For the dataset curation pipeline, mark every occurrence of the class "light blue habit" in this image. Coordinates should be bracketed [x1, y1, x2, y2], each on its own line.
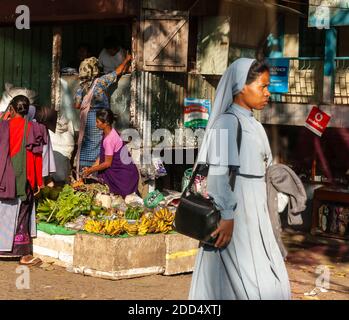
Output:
[189, 59, 291, 300]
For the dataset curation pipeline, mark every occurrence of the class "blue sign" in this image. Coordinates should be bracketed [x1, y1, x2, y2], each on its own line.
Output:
[267, 58, 289, 93]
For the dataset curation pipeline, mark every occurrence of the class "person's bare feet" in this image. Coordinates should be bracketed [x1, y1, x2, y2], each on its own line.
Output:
[19, 255, 42, 266]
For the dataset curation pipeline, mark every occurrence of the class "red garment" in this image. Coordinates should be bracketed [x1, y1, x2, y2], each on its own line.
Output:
[9, 117, 43, 189]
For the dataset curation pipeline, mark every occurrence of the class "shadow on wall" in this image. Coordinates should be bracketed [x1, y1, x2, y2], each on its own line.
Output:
[109, 73, 131, 131]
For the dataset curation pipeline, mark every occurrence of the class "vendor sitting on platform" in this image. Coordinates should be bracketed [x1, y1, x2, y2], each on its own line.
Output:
[82, 108, 139, 198]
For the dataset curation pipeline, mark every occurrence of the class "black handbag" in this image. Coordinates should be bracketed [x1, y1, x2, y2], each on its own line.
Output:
[174, 112, 242, 245]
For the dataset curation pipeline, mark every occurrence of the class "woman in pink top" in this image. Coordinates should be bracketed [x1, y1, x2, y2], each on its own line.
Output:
[82, 108, 139, 197]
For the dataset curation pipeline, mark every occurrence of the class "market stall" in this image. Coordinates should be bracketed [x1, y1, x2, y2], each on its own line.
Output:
[33, 178, 199, 279]
[36, 179, 181, 239]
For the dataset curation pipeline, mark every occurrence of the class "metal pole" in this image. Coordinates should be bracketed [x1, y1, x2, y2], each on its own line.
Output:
[323, 28, 337, 105]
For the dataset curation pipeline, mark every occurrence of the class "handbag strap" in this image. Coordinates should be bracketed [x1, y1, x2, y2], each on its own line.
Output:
[225, 112, 242, 190]
[185, 112, 242, 193]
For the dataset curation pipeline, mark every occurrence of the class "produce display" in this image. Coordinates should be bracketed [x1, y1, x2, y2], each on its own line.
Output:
[37, 185, 99, 225]
[36, 180, 178, 237]
[83, 207, 175, 237]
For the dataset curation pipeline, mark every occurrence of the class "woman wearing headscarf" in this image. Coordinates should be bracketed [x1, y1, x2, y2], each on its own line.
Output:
[74, 54, 131, 176]
[0, 95, 45, 266]
[82, 108, 139, 197]
[189, 58, 291, 300]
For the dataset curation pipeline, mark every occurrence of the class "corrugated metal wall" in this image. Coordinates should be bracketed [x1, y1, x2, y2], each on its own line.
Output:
[0, 26, 52, 107]
[137, 71, 218, 137]
[188, 73, 218, 104]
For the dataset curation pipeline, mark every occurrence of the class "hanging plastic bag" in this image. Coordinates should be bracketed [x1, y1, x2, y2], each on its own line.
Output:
[144, 190, 165, 208]
[181, 168, 193, 192]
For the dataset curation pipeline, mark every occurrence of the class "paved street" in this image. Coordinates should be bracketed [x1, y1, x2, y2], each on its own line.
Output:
[0, 231, 348, 300]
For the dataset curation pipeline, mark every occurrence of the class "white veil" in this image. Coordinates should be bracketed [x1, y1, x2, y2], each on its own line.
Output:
[196, 58, 256, 165]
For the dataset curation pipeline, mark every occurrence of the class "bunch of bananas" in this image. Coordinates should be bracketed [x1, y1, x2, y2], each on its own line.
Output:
[84, 207, 175, 237]
[137, 217, 152, 236]
[124, 221, 139, 236]
[156, 219, 173, 233]
[151, 207, 175, 234]
[84, 220, 104, 234]
[104, 219, 127, 236]
[148, 217, 159, 234]
[154, 207, 175, 223]
[84, 219, 127, 236]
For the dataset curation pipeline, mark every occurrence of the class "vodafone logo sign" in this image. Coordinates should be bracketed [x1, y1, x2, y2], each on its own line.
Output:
[305, 106, 331, 137]
[314, 112, 323, 122]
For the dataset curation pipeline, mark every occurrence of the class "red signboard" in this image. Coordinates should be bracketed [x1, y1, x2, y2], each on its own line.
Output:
[305, 106, 331, 137]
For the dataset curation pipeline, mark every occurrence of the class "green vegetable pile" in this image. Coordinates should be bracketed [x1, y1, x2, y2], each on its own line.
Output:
[37, 185, 93, 226]
[125, 206, 144, 220]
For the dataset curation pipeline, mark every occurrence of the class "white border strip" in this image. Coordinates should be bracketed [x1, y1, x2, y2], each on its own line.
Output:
[69, 266, 165, 280]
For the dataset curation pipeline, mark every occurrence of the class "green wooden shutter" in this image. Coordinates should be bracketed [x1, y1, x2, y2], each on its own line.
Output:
[0, 25, 52, 107]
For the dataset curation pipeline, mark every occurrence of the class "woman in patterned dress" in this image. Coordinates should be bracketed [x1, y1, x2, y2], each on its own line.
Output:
[74, 54, 131, 174]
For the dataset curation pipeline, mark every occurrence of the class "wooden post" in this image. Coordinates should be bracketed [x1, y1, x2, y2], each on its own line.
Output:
[51, 27, 62, 111]
[323, 28, 337, 104]
[130, 17, 138, 130]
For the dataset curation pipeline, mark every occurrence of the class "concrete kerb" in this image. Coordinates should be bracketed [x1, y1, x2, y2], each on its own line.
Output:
[33, 230, 199, 280]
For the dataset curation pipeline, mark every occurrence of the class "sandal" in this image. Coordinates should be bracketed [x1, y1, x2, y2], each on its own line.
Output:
[19, 256, 42, 266]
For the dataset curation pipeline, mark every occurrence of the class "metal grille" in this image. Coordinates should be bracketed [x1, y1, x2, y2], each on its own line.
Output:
[334, 58, 349, 105]
[270, 58, 323, 104]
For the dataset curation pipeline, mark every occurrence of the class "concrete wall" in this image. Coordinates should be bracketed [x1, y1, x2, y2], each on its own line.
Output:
[260, 103, 349, 128]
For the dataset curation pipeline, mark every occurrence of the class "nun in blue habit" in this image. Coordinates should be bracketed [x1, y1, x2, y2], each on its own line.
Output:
[189, 58, 291, 300]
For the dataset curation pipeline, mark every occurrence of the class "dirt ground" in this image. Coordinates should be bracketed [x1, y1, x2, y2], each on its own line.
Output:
[1, 232, 349, 300]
